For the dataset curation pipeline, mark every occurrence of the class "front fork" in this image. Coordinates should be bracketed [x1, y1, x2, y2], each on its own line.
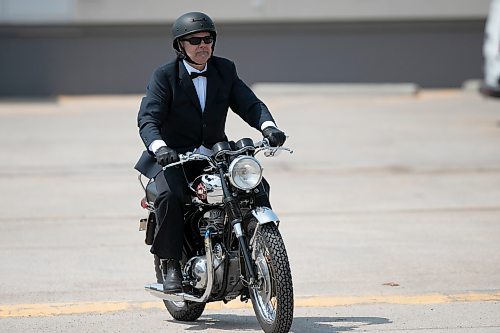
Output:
[218, 168, 258, 282]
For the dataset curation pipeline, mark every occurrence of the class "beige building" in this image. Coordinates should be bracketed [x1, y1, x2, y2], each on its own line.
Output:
[0, 0, 491, 95]
[0, 0, 490, 23]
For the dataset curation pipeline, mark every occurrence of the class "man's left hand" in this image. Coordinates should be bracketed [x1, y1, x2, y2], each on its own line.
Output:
[262, 127, 287, 147]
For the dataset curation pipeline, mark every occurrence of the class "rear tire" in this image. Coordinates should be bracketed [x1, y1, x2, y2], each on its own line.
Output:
[154, 255, 206, 321]
[248, 223, 294, 333]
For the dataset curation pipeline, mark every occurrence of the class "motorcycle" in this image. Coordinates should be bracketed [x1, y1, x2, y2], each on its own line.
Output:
[137, 138, 294, 333]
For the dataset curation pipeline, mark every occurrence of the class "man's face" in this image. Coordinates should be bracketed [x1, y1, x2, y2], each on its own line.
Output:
[180, 32, 213, 67]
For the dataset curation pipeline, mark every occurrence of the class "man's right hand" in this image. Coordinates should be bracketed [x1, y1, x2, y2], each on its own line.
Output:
[155, 146, 179, 166]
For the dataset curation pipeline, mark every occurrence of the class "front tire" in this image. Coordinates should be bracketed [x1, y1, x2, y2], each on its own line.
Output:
[154, 255, 206, 321]
[249, 223, 294, 333]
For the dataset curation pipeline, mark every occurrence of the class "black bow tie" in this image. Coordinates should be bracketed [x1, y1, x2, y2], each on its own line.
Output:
[190, 71, 207, 79]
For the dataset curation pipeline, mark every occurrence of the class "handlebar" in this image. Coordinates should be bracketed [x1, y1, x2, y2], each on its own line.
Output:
[161, 139, 293, 170]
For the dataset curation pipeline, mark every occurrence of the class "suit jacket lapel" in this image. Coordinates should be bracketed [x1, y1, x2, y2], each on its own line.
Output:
[178, 60, 202, 112]
[205, 61, 221, 112]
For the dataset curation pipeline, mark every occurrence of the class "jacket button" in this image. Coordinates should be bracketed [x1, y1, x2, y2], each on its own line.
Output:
[203, 124, 207, 128]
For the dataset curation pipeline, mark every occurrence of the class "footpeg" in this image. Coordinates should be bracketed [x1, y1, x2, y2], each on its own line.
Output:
[145, 283, 185, 301]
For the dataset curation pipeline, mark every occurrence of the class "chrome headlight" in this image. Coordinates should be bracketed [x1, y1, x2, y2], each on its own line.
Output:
[228, 156, 263, 190]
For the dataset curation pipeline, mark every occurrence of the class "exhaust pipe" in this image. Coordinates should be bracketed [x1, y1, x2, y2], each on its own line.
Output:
[145, 230, 215, 303]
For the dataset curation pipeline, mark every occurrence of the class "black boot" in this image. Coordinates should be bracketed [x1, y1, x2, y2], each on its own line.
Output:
[161, 259, 183, 294]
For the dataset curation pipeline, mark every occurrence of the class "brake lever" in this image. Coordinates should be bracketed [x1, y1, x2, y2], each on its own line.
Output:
[263, 146, 294, 157]
[255, 144, 293, 157]
[162, 153, 215, 170]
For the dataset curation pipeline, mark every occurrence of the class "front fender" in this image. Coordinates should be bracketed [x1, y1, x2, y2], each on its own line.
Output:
[248, 207, 280, 225]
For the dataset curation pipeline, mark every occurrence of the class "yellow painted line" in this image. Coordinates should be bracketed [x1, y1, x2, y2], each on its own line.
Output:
[1, 291, 499, 318]
[0, 301, 132, 318]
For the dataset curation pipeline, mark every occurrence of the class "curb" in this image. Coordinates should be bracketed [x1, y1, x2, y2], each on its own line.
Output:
[251, 83, 420, 96]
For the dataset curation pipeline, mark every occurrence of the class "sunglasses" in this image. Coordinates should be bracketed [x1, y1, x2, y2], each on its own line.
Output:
[181, 36, 214, 45]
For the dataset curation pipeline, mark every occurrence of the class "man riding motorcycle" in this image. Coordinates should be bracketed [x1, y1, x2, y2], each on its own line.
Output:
[135, 12, 287, 294]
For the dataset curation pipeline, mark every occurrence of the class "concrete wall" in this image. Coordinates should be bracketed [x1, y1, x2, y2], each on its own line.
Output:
[0, 20, 485, 96]
[0, 1, 490, 96]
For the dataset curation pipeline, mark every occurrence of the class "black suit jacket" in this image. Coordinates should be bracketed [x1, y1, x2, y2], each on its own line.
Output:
[135, 56, 275, 178]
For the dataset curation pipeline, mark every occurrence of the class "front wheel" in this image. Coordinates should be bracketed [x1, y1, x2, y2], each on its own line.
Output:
[249, 223, 294, 333]
[153, 255, 206, 321]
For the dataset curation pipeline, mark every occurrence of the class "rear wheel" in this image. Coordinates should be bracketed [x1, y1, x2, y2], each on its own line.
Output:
[248, 223, 294, 333]
[154, 255, 206, 321]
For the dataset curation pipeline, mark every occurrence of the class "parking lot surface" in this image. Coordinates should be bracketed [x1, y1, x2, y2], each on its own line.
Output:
[0, 89, 499, 332]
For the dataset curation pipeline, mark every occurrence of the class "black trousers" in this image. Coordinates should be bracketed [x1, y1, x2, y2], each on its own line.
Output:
[151, 162, 271, 260]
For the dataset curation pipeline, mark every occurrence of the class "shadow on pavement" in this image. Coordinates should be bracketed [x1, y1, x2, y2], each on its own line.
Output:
[167, 314, 391, 332]
[292, 316, 392, 332]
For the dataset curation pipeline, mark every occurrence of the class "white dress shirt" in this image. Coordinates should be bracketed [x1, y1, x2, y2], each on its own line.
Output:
[149, 60, 277, 156]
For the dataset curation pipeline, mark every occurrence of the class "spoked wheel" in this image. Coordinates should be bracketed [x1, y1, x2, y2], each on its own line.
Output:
[153, 255, 206, 321]
[248, 223, 294, 333]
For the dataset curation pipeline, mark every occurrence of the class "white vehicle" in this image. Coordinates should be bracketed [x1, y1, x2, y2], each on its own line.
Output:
[482, 0, 500, 97]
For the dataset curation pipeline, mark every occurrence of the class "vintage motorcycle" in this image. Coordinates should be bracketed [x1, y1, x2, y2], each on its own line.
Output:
[137, 138, 294, 333]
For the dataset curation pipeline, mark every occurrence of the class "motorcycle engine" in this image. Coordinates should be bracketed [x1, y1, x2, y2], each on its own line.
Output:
[183, 243, 224, 290]
[198, 208, 225, 236]
[184, 209, 243, 295]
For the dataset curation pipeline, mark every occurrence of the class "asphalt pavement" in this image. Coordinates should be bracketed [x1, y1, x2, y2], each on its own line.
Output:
[0, 88, 499, 332]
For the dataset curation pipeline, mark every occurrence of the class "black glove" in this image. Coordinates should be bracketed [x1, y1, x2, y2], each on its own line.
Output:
[155, 146, 179, 166]
[262, 127, 286, 147]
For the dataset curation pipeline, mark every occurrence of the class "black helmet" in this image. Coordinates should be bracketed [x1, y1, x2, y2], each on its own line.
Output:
[172, 12, 217, 52]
